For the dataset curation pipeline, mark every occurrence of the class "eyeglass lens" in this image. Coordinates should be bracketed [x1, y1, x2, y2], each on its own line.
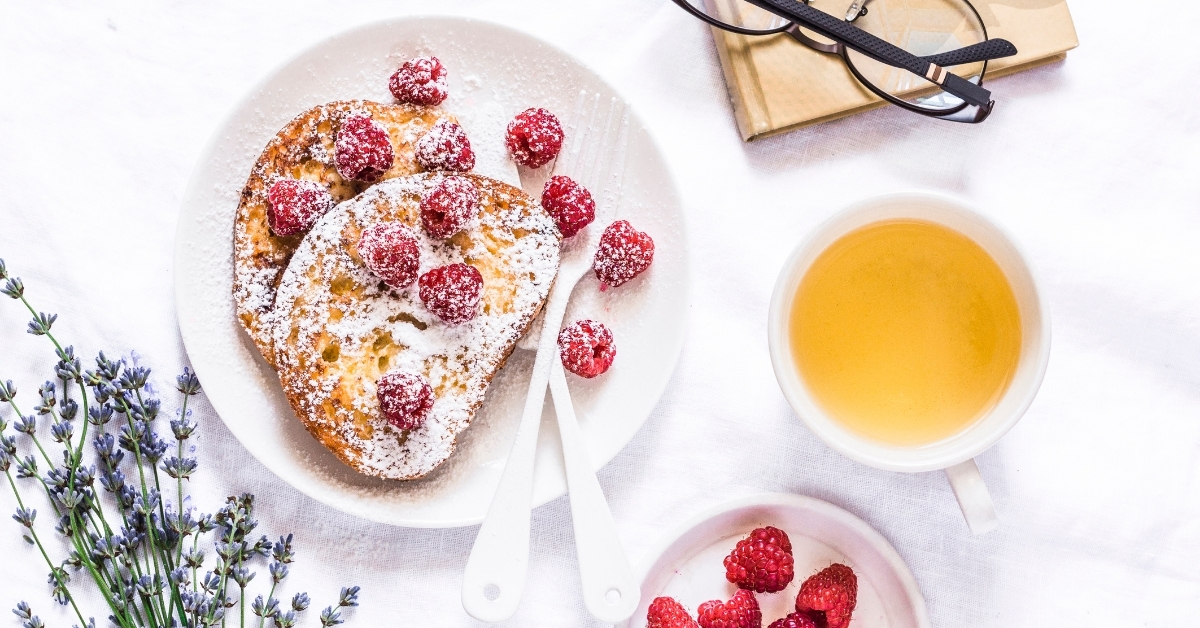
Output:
[844, 0, 987, 112]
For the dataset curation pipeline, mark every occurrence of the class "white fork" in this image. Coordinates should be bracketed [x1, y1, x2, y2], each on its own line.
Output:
[461, 92, 638, 624]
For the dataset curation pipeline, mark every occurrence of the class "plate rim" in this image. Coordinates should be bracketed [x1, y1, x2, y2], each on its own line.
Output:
[174, 13, 691, 528]
[623, 492, 930, 628]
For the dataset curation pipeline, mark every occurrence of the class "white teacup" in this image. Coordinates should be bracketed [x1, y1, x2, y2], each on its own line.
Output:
[767, 192, 1051, 534]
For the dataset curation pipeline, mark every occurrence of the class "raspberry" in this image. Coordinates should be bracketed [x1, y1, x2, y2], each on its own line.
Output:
[505, 108, 564, 168]
[420, 176, 479, 238]
[358, 222, 420, 288]
[266, 178, 334, 236]
[418, 263, 483, 324]
[767, 613, 818, 628]
[541, 175, 595, 237]
[376, 371, 434, 431]
[795, 564, 857, 628]
[335, 115, 395, 182]
[558, 319, 615, 378]
[593, 220, 655, 288]
[389, 56, 448, 106]
[647, 597, 700, 628]
[697, 589, 761, 628]
[724, 526, 795, 594]
[415, 119, 475, 172]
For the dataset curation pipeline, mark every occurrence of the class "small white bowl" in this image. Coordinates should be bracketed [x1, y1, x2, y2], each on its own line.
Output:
[622, 493, 929, 628]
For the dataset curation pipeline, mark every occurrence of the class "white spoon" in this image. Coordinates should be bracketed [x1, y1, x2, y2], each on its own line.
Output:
[461, 93, 638, 623]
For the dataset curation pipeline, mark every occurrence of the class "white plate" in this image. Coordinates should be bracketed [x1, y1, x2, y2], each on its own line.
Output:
[174, 16, 689, 528]
[623, 493, 929, 628]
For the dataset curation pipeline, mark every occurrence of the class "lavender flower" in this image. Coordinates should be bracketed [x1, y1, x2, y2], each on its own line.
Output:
[337, 587, 359, 608]
[26, 312, 56, 336]
[2, 277, 24, 299]
[0, 381, 16, 403]
[251, 595, 279, 619]
[0, 262, 362, 628]
[13, 507, 36, 527]
[55, 346, 82, 383]
[317, 607, 341, 628]
[176, 369, 201, 396]
[273, 611, 296, 628]
[13, 601, 44, 628]
[15, 414, 37, 434]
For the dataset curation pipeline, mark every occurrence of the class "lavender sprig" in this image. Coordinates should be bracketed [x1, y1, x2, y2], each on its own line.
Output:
[0, 259, 361, 628]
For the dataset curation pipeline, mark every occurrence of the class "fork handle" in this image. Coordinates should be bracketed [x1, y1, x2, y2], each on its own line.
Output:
[549, 358, 641, 623]
[461, 279, 573, 623]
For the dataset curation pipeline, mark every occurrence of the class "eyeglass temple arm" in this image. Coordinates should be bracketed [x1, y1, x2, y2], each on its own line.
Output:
[745, 0, 994, 107]
[924, 38, 1017, 67]
[788, 28, 1017, 67]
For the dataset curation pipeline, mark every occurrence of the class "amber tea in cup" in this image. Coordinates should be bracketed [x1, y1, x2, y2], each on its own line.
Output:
[788, 219, 1022, 446]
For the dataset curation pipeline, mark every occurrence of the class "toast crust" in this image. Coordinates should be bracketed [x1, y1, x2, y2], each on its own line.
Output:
[233, 100, 453, 367]
[272, 174, 561, 480]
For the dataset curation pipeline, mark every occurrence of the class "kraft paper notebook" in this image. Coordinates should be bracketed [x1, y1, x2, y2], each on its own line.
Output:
[709, 0, 1079, 140]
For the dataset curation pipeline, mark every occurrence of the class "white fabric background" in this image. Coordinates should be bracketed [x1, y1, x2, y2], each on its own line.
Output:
[1, 0, 1198, 625]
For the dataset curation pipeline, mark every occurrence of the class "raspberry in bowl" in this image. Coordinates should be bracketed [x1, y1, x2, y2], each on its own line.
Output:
[767, 612, 818, 628]
[795, 564, 858, 628]
[627, 493, 927, 628]
[646, 597, 699, 628]
[724, 526, 795, 593]
[697, 590, 761, 628]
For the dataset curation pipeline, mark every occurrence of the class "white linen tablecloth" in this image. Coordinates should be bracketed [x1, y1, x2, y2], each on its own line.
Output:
[1, 0, 1197, 625]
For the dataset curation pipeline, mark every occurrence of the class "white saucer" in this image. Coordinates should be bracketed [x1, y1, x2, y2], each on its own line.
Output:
[623, 493, 929, 628]
[174, 16, 689, 528]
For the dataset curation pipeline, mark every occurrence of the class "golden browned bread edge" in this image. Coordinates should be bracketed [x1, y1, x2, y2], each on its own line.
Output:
[232, 100, 454, 368]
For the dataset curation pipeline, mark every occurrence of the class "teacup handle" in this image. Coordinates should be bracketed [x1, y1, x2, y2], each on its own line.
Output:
[944, 459, 998, 535]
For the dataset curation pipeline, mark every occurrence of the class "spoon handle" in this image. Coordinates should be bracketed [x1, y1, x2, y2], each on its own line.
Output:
[549, 358, 641, 622]
[461, 282, 572, 622]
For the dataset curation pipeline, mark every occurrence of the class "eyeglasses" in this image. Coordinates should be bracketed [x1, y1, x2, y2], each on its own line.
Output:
[671, 0, 1018, 123]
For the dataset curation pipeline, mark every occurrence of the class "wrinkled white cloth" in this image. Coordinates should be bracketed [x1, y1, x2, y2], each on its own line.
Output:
[1, 1, 1198, 626]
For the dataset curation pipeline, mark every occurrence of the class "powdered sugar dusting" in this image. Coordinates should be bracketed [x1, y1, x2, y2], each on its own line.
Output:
[415, 119, 475, 171]
[453, 98, 521, 188]
[232, 100, 454, 366]
[272, 173, 560, 479]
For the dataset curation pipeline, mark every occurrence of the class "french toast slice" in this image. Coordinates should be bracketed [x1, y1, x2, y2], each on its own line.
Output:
[272, 174, 561, 480]
[233, 100, 454, 367]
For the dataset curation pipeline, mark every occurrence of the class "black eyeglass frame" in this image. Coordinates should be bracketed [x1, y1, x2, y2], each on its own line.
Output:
[671, 0, 1017, 123]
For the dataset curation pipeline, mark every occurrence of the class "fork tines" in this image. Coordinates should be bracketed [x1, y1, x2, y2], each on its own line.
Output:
[553, 91, 630, 233]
